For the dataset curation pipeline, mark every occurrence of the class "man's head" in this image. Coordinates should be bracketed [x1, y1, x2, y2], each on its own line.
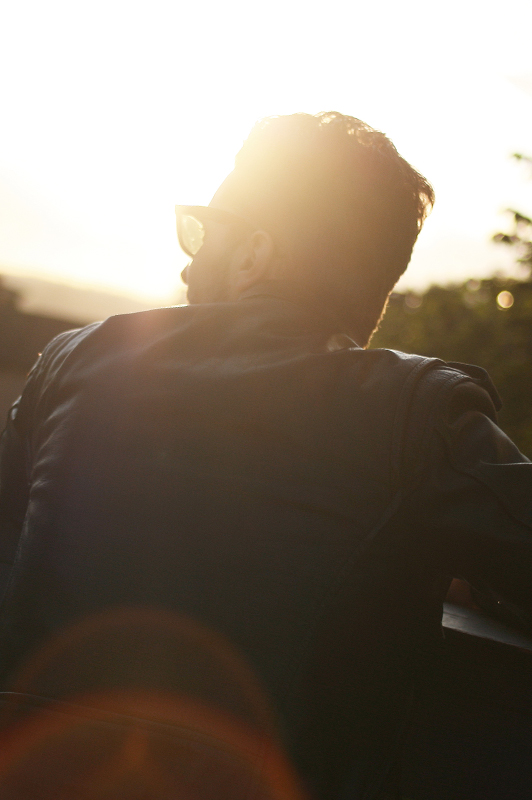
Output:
[180, 112, 434, 346]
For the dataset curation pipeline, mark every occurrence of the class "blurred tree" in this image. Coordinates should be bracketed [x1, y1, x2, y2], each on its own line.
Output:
[492, 154, 532, 275]
[371, 276, 532, 457]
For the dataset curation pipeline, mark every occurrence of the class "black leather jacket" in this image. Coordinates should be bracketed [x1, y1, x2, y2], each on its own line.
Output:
[0, 294, 531, 799]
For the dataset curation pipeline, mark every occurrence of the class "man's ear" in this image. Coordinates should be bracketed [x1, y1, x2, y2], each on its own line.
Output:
[230, 230, 276, 298]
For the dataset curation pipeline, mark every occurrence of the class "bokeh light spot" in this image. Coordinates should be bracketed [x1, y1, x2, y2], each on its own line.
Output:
[496, 290, 514, 309]
[404, 293, 422, 309]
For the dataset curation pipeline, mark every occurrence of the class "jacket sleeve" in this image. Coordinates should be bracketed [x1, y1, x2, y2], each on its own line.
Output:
[0, 324, 100, 603]
[404, 371, 532, 621]
[0, 331, 70, 601]
[0, 394, 34, 601]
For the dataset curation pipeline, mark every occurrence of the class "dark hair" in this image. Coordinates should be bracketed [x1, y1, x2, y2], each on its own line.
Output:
[222, 112, 434, 346]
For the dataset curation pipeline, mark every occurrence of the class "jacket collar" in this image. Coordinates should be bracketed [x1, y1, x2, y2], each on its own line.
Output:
[238, 279, 359, 350]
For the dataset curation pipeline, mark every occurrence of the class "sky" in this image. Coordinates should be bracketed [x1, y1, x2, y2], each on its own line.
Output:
[1, 0, 531, 311]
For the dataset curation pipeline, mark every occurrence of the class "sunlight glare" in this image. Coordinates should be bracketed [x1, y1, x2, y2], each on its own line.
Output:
[0, 0, 531, 305]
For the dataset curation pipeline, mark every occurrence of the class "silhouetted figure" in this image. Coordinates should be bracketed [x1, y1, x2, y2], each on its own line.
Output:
[0, 113, 531, 799]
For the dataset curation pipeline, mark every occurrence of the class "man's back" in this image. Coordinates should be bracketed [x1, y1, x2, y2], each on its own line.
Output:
[1, 292, 530, 798]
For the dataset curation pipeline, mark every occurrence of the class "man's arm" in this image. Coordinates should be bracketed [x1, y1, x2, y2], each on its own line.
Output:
[407, 374, 532, 620]
[0, 324, 100, 603]
[0, 396, 31, 601]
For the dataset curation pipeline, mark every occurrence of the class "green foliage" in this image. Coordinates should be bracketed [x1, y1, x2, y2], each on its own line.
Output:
[492, 154, 532, 275]
[371, 276, 532, 457]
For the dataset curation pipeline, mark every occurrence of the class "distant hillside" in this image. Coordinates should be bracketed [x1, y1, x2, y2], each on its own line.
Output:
[1, 273, 185, 324]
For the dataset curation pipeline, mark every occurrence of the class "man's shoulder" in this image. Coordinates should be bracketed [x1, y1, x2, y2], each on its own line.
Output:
[355, 347, 477, 400]
[362, 347, 502, 433]
[364, 347, 499, 402]
[41, 306, 189, 359]
[21, 307, 188, 403]
[363, 349, 505, 485]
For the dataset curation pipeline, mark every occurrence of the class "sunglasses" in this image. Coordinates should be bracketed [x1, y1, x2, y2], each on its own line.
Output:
[175, 205, 254, 258]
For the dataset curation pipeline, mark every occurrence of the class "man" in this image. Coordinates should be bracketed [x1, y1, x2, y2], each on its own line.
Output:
[0, 112, 530, 799]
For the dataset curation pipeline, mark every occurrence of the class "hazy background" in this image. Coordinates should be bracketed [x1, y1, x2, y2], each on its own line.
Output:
[1, 0, 531, 321]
